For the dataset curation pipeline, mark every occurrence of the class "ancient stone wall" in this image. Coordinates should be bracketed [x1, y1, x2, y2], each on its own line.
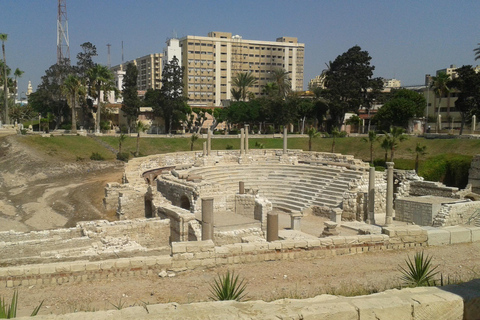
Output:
[469, 154, 480, 194]
[409, 181, 459, 198]
[433, 201, 480, 227]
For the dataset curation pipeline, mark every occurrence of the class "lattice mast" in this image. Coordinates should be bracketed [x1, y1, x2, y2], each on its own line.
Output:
[57, 0, 70, 64]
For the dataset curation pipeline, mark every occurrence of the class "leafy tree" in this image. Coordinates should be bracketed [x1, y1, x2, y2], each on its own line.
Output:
[1, 33, 8, 124]
[374, 89, 426, 131]
[76, 42, 97, 78]
[122, 62, 141, 130]
[190, 133, 199, 151]
[13, 68, 23, 98]
[362, 131, 379, 165]
[29, 60, 73, 128]
[231, 72, 257, 101]
[449, 65, 480, 135]
[330, 127, 340, 153]
[324, 46, 383, 129]
[431, 72, 451, 132]
[297, 99, 314, 134]
[9, 104, 35, 124]
[307, 127, 320, 151]
[88, 64, 117, 133]
[384, 126, 407, 162]
[61, 74, 85, 133]
[224, 101, 260, 125]
[152, 56, 189, 134]
[261, 82, 278, 98]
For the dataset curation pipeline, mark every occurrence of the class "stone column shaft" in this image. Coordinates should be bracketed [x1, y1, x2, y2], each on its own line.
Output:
[385, 162, 394, 226]
[240, 128, 245, 155]
[239, 181, 245, 194]
[283, 126, 288, 154]
[245, 124, 249, 154]
[367, 167, 375, 225]
[473, 115, 477, 133]
[203, 141, 207, 156]
[207, 129, 212, 156]
[202, 198, 214, 240]
[267, 212, 278, 242]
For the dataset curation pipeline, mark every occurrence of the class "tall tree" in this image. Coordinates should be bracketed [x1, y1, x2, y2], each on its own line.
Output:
[231, 72, 257, 101]
[474, 43, 480, 61]
[307, 127, 320, 151]
[384, 127, 407, 162]
[87, 64, 116, 133]
[270, 68, 291, 98]
[61, 74, 85, 134]
[0, 33, 8, 124]
[76, 42, 97, 78]
[362, 131, 379, 165]
[13, 68, 24, 99]
[153, 56, 189, 134]
[449, 65, 480, 135]
[431, 72, 451, 133]
[122, 62, 141, 130]
[324, 45, 383, 129]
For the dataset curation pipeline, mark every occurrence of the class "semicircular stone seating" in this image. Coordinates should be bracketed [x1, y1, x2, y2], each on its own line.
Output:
[186, 163, 365, 212]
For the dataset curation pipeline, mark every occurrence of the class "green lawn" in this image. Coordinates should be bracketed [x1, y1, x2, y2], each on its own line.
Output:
[15, 134, 480, 183]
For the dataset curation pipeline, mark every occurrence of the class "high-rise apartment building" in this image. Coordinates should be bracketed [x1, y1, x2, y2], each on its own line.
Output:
[111, 53, 163, 91]
[178, 32, 304, 107]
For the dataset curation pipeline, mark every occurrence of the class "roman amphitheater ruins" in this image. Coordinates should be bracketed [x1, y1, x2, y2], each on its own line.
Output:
[3, 130, 480, 318]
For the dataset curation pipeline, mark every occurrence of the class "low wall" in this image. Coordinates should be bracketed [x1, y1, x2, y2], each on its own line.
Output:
[20, 279, 480, 319]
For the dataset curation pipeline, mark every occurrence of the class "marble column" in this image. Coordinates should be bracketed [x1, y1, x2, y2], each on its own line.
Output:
[203, 141, 207, 156]
[267, 212, 278, 242]
[239, 181, 245, 194]
[385, 162, 394, 226]
[207, 129, 212, 156]
[240, 128, 245, 155]
[283, 126, 288, 154]
[473, 115, 476, 133]
[367, 167, 376, 225]
[245, 124, 249, 154]
[201, 198, 214, 241]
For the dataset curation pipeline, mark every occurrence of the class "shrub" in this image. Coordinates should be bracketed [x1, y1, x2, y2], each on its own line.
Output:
[116, 152, 130, 162]
[255, 141, 264, 149]
[209, 270, 247, 301]
[119, 125, 129, 134]
[226, 144, 233, 150]
[20, 128, 27, 135]
[420, 154, 472, 188]
[399, 251, 438, 287]
[90, 152, 105, 161]
[229, 129, 239, 135]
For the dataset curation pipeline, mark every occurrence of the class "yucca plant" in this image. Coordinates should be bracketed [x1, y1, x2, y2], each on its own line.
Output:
[0, 290, 43, 318]
[399, 251, 439, 287]
[209, 270, 247, 301]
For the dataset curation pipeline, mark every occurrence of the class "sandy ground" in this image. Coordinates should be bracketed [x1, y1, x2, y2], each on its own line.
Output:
[0, 133, 479, 317]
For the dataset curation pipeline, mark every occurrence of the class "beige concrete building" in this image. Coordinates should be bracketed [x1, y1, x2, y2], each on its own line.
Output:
[111, 53, 163, 91]
[178, 32, 305, 107]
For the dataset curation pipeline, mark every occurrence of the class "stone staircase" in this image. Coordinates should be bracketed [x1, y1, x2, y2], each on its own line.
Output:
[187, 164, 365, 213]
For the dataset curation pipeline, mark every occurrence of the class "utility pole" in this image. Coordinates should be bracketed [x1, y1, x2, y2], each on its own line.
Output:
[107, 44, 111, 68]
[57, 0, 70, 65]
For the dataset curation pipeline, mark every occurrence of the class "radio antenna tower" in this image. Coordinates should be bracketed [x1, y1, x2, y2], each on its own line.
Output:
[57, 0, 70, 64]
[107, 44, 111, 68]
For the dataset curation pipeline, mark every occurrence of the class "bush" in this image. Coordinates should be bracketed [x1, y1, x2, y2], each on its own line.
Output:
[226, 144, 233, 150]
[20, 128, 27, 135]
[116, 152, 130, 162]
[119, 125, 129, 134]
[229, 129, 239, 135]
[60, 123, 72, 130]
[399, 251, 438, 287]
[90, 152, 105, 161]
[420, 154, 472, 188]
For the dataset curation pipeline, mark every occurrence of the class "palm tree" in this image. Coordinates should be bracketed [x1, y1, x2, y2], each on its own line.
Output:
[88, 64, 117, 133]
[381, 137, 391, 164]
[230, 88, 242, 102]
[474, 43, 480, 61]
[0, 33, 8, 124]
[262, 82, 278, 98]
[271, 68, 291, 98]
[13, 68, 24, 98]
[330, 127, 340, 153]
[231, 72, 257, 101]
[61, 74, 85, 134]
[118, 133, 126, 154]
[384, 127, 407, 162]
[135, 121, 148, 157]
[431, 72, 451, 133]
[306, 127, 320, 151]
[190, 133, 199, 151]
[362, 131, 379, 166]
[409, 143, 427, 174]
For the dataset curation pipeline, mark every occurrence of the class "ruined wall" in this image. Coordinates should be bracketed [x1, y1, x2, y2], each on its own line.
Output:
[433, 200, 480, 227]
[235, 194, 256, 217]
[409, 181, 459, 198]
[469, 154, 480, 194]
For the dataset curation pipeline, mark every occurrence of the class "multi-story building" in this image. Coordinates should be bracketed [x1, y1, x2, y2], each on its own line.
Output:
[162, 38, 182, 69]
[177, 32, 305, 107]
[111, 53, 163, 91]
[383, 78, 401, 90]
[308, 74, 326, 90]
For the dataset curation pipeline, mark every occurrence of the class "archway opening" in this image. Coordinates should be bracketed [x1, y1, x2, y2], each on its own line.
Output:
[180, 195, 191, 210]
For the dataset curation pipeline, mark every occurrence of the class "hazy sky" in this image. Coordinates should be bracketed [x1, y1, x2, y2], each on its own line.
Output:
[3, 0, 480, 98]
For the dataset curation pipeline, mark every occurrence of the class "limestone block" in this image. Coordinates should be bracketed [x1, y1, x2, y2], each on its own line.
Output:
[467, 227, 480, 242]
[445, 226, 472, 244]
[426, 229, 450, 246]
[306, 239, 321, 248]
[39, 265, 56, 275]
[330, 236, 346, 246]
[240, 243, 256, 253]
[85, 262, 101, 271]
[293, 240, 308, 248]
[100, 260, 115, 270]
[267, 241, 282, 250]
[382, 227, 396, 237]
[171, 242, 187, 254]
[55, 264, 71, 273]
[115, 259, 131, 269]
[130, 257, 146, 268]
[156, 256, 172, 266]
[407, 291, 463, 320]
[281, 240, 296, 250]
[319, 238, 334, 246]
[344, 236, 359, 245]
[351, 294, 412, 319]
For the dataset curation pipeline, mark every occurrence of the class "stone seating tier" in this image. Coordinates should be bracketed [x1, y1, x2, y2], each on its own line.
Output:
[170, 164, 366, 212]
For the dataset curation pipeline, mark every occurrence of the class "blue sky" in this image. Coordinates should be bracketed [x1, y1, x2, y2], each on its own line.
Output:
[3, 0, 480, 98]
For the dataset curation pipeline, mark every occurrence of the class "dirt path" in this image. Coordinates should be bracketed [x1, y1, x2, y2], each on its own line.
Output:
[0, 135, 123, 232]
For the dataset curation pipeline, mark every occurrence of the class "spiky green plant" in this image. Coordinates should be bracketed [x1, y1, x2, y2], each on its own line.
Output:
[0, 290, 43, 318]
[399, 251, 439, 287]
[209, 270, 247, 301]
